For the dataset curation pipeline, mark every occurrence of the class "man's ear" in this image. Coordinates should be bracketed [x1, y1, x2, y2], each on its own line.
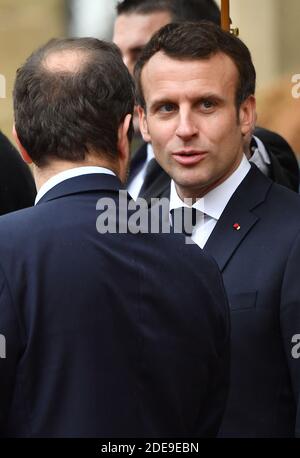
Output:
[118, 113, 132, 160]
[137, 105, 151, 142]
[12, 124, 33, 164]
[239, 95, 256, 137]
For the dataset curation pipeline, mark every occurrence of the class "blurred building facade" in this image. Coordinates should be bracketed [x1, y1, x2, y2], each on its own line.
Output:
[0, 0, 66, 142]
[225, 0, 300, 155]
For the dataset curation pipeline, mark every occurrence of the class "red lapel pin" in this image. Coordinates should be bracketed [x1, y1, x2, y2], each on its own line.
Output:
[233, 223, 241, 231]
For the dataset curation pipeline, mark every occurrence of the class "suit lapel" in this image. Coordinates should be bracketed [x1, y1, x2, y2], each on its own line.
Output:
[142, 165, 171, 204]
[204, 202, 259, 272]
[204, 165, 273, 271]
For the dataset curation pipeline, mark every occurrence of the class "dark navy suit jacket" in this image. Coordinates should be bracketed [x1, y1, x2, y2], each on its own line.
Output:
[155, 165, 300, 436]
[0, 173, 230, 437]
[202, 165, 300, 437]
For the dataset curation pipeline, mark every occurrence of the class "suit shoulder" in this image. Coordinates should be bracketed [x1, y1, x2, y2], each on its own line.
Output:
[259, 182, 300, 240]
[269, 181, 300, 208]
[0, 205, 41, 238]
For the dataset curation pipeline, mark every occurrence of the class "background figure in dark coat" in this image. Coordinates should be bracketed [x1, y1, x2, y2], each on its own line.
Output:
[252, 127, 299, 191]
[0, 131, 36, 213]
[0, 37, 230, 438]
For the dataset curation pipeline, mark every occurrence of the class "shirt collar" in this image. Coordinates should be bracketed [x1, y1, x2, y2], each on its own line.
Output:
[146, 143, 155, 163]
[251, 135, 271, 165]
[170, 154, 251, 220]
[35, 166, 115, 205]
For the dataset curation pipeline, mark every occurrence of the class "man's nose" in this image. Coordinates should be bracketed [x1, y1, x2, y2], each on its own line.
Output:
[175, 112, 198, 139]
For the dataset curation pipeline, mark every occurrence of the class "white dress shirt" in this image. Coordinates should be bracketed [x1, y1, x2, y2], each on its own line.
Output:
[250, 135, 271, 176]
[169, 155, 251, 248]
[35, 166, 115, 204]
[127, 143, 155, 200]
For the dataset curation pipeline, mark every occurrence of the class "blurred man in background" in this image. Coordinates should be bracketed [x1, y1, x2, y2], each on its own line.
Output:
[0, 131, 36, 214]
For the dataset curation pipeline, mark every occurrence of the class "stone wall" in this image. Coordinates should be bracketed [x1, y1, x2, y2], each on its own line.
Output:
[0, 0, 65, 142]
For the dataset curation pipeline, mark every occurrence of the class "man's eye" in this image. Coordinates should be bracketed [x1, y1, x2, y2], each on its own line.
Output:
[158, 103, 176, 113]
[201, 100, 215, 110]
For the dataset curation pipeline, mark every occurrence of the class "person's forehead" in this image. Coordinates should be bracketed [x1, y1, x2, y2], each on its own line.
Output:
[113, 10, 171, 50]
[141, 52, 239, 100]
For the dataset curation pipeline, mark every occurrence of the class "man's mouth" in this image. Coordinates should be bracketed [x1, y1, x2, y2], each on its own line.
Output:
[172, 150, 208, 166]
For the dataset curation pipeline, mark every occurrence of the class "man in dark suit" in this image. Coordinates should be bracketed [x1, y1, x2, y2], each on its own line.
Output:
[0, 37, 230, 437]
[135, 21, 300, 437]
[0, 131, 36, 213]
[113, 0, 299, 199]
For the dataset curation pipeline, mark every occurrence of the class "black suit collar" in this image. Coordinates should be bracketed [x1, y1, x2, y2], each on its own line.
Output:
[142, 162, 170, 203]
[203, 165, 273, 271]
[127, 142, 171, 203]
[36, 173, 123, 205]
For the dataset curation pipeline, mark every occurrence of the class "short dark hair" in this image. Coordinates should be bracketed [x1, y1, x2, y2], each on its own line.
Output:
[117, 0, 220, 25]
[13, 37, 135, 167]
[134, 21, 256, 111]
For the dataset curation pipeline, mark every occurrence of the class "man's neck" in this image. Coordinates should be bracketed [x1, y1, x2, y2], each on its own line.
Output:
[33, 158, 119, 192]
[176, 155, 245, 203]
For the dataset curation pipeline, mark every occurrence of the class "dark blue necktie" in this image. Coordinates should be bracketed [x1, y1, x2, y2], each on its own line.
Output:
[170, 207, 201, 236]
